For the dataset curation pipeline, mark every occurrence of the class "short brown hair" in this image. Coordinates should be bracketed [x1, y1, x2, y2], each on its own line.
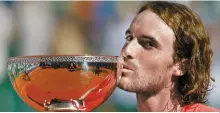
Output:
[138, 1, 213, 105]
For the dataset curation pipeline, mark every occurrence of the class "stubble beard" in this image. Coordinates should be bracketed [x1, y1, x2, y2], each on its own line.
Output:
[118, 73, 167, 98]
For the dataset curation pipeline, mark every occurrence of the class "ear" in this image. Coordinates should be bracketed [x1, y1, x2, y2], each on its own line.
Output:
[172, 59, 188, 77]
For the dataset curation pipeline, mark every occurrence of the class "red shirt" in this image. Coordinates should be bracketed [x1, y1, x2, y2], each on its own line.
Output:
[181, 103, 220, 112]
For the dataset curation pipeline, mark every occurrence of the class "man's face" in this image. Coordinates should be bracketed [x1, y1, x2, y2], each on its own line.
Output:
[118, 10, 177, 95]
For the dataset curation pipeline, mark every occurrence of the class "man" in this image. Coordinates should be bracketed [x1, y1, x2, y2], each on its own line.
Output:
[118, 1, 220, 112]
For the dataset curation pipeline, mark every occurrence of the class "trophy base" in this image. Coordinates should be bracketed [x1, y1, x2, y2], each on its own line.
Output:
[44, 99, 85, 112]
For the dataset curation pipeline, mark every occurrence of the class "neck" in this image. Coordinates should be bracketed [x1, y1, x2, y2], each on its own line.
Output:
[136, 85, 181, 112]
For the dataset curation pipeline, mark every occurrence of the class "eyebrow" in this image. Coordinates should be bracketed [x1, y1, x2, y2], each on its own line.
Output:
[125, 29, 160, 48]
[125, 29, 157, 43]
[125, 29, 131, 35]
[139, 35, 160, 48]
[140, 35, 157, 42]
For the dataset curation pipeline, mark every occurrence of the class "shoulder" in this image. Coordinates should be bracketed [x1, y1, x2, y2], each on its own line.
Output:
[181, 103, 220, 112]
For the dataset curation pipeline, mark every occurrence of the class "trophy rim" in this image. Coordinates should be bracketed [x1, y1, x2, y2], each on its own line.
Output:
[7, 54, 124, 64]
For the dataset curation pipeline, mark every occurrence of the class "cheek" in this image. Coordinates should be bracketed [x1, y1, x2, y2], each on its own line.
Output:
[137, 52, 173, 74]
[138, 52, 161, 68]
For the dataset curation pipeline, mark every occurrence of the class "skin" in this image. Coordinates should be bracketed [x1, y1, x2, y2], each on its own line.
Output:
[118, 10, 183, 112]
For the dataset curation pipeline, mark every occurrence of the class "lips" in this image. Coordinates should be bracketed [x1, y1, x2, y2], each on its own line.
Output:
[121, 64, 134, 77]
[122, 64, 135, 71]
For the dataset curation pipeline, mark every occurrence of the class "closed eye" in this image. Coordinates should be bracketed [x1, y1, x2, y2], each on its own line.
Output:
[125, 29, 133, 42]
[138, 36, 158, 49]
[139, 40, 155, 49]
[125, 35, 133, 42]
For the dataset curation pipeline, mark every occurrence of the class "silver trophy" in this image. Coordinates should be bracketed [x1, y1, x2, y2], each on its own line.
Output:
[7, 55, 123, 111]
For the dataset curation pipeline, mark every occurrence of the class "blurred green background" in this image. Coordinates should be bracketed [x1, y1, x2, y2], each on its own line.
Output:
[0, 1, 219, 111]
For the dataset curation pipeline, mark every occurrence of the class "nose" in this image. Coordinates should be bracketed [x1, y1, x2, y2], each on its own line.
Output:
[121, 39, 140, 61]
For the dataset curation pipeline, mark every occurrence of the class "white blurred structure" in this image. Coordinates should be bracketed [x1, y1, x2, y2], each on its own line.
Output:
[15, 2, 55, 56]
[0, 2, 14, 83]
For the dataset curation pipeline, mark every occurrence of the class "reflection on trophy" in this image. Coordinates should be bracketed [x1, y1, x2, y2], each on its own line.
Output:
[7, 55, 123, 111]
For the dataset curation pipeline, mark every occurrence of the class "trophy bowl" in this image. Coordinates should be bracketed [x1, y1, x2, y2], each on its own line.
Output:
[7, 55, 123, 112]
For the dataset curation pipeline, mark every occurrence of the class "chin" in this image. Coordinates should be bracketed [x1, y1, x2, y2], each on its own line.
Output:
[117, 77, 138, 93]
[118, 77, 131, 91]
[118, 85, 135, 93]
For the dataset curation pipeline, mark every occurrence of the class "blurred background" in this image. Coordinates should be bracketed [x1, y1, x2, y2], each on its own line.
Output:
[0, 1, 219, 111]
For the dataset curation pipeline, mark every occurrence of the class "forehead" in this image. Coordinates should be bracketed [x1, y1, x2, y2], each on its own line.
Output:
[129, 10, 175, 46]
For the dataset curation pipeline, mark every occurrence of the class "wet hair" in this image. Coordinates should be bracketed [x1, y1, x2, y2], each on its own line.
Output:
[137, 1, 213, 105]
